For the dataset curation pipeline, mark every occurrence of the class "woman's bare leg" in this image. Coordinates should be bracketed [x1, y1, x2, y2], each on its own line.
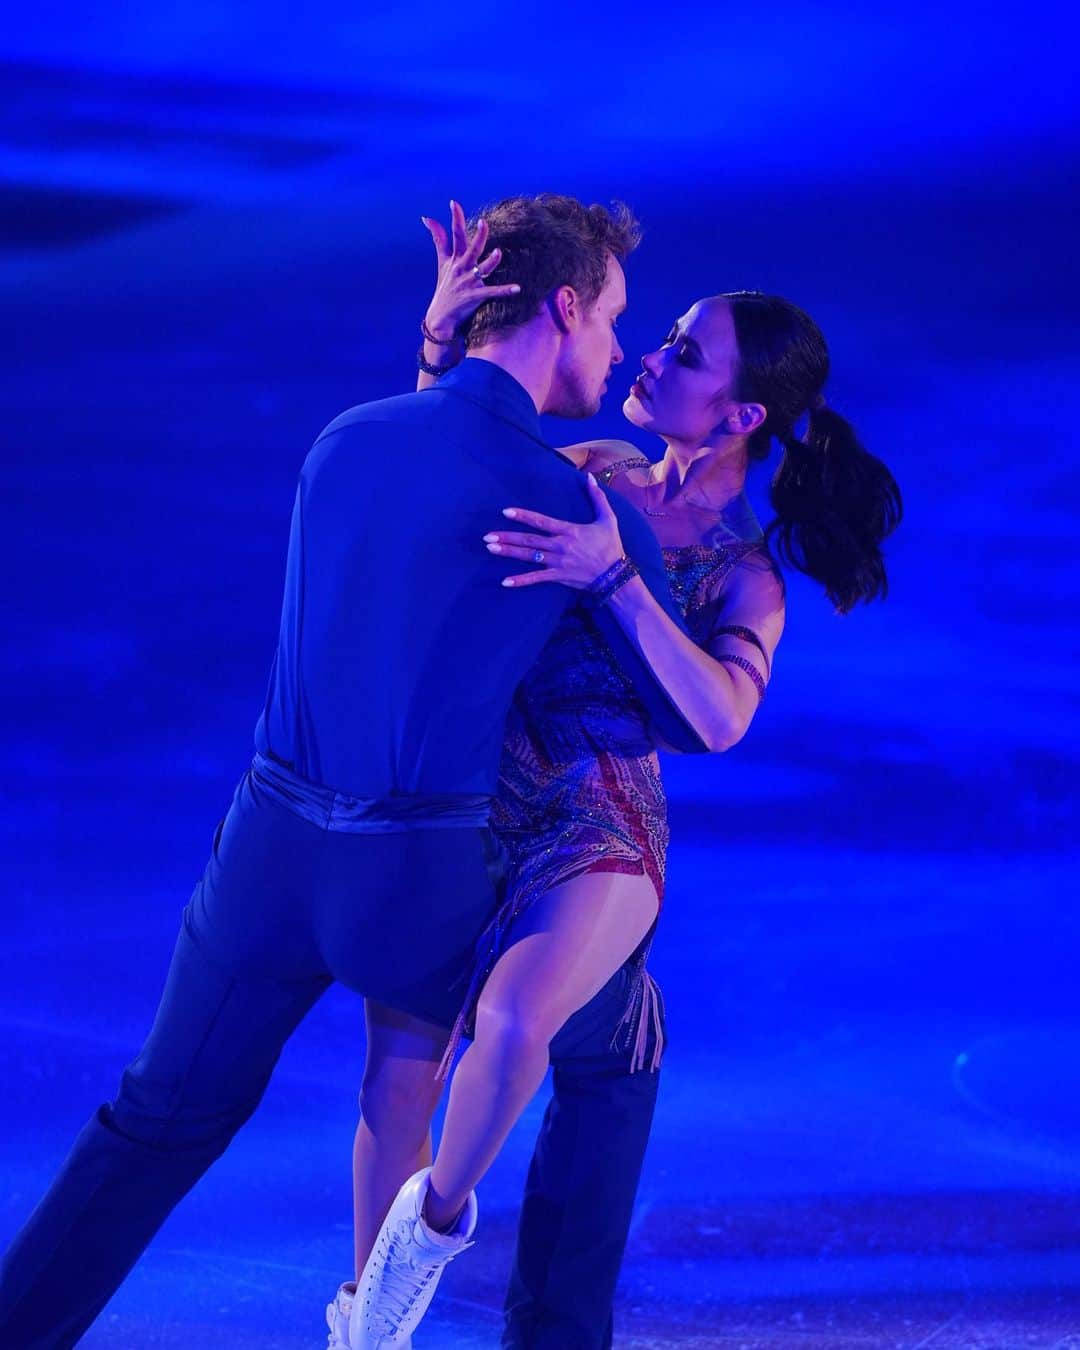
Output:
[353, 1000, 448, 1278]
[424, 868, 658, 1232]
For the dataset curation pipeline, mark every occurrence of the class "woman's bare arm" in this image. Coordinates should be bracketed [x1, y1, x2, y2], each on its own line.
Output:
[487, 477, 784, 753]
[603, 555, 783, 751]
[647, 558, 785, 752]
[416, 201, 521, 391]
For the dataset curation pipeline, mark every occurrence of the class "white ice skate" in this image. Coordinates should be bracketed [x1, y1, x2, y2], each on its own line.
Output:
[326, 1282, 411, 1349]
[326, 1283, 355, 1349]
[350, 1167, 477, 1348]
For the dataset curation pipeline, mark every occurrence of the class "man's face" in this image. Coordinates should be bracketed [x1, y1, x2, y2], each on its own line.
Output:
[549, 254, 626, 419]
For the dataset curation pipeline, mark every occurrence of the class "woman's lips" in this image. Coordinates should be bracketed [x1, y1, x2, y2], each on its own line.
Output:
[630, 379, 651, 402]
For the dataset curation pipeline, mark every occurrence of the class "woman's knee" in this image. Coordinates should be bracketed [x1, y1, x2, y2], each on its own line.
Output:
[472, 993, 559, 1068]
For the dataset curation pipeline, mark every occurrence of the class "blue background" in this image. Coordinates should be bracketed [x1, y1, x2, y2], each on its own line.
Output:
[2, 5, 1078, 1345]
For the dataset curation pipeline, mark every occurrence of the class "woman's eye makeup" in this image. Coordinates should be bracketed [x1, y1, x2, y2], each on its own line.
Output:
[662, 328, 697, 367]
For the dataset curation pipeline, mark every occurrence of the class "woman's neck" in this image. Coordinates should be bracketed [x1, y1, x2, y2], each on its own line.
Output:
[652, 436, 750, 512]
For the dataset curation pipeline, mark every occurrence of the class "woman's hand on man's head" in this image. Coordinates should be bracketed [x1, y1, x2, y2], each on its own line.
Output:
[421, 201, 521, 343]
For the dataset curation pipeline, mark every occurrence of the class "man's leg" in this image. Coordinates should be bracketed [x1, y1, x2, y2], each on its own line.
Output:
[0, 779, 332, 1350]
[502, 962, 663, 1350]
[0, 907, 329, 1349]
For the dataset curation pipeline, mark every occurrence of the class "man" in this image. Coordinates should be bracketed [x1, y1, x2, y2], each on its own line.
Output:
[338, 199, 685, 1350]
[0, 194, 701, 1350]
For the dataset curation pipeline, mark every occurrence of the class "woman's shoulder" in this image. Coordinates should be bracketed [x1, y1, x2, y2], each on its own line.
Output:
[557, 439, 652, 481]
[714, 544, 786, 635]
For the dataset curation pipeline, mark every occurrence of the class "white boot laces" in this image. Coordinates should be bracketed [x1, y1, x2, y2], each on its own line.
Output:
[366, 1219, 440, 1339]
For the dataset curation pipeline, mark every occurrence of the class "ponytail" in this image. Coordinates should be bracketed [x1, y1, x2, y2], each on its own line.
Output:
[766, 406, 902, 614]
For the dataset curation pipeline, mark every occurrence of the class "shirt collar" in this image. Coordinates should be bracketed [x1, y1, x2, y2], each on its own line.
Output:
[437, 358, 547, 448]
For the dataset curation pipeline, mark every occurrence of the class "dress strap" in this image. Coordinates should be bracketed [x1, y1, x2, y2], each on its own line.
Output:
[593, 455, 651, 486]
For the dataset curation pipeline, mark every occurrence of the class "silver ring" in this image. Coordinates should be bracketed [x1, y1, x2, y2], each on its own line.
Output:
[473, 265, 482, 279]
[533, 549, 545, 564]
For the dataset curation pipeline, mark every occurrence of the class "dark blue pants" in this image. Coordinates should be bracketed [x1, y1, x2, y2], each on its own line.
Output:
[502, 1003, 660, 1350]
[0, 767, 660, 1348]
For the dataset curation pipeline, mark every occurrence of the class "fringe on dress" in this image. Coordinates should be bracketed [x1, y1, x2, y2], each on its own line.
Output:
[436, 852, 664, 1082]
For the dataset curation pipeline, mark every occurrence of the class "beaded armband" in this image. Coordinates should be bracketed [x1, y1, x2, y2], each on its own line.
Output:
[417, 344, 462, 378]
[713, 624, 771, 675]
[589, 556, 639, 605]
[716, 652, 767, 703]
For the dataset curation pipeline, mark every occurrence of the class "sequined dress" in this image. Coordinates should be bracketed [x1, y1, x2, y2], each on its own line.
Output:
[438, 521, 768, 1077]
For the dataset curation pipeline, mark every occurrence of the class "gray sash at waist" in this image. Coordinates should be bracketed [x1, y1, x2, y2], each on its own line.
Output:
[250, 751, 492, 833]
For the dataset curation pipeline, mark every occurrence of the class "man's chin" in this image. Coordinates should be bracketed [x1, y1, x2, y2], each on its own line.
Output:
[552, 397, 603, 420]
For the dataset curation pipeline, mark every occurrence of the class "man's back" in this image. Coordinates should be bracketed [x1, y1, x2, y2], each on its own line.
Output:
[256, 360, 603, 798]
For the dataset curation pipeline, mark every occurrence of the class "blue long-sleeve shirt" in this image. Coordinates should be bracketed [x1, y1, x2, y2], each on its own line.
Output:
[255, 358, 704, 800]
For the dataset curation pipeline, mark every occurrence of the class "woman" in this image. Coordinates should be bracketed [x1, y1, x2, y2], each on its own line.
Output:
[340, 202, 902, 1348]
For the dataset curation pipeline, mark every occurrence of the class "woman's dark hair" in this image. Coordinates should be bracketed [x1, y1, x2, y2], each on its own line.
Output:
[723, 291, 902, 614]
[465, 194, 641, 347]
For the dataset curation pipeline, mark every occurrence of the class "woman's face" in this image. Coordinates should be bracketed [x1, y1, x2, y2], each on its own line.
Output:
[623, 297, 745, 444]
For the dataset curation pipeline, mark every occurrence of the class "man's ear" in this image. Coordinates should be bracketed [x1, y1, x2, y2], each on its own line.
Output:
[546, 284, 578, 336]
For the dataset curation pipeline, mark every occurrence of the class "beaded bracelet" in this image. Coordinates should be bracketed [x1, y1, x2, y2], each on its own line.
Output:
[421, 318, 461, 346]
[589, 556, 639, 605]
[417, 344, 462, 378]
